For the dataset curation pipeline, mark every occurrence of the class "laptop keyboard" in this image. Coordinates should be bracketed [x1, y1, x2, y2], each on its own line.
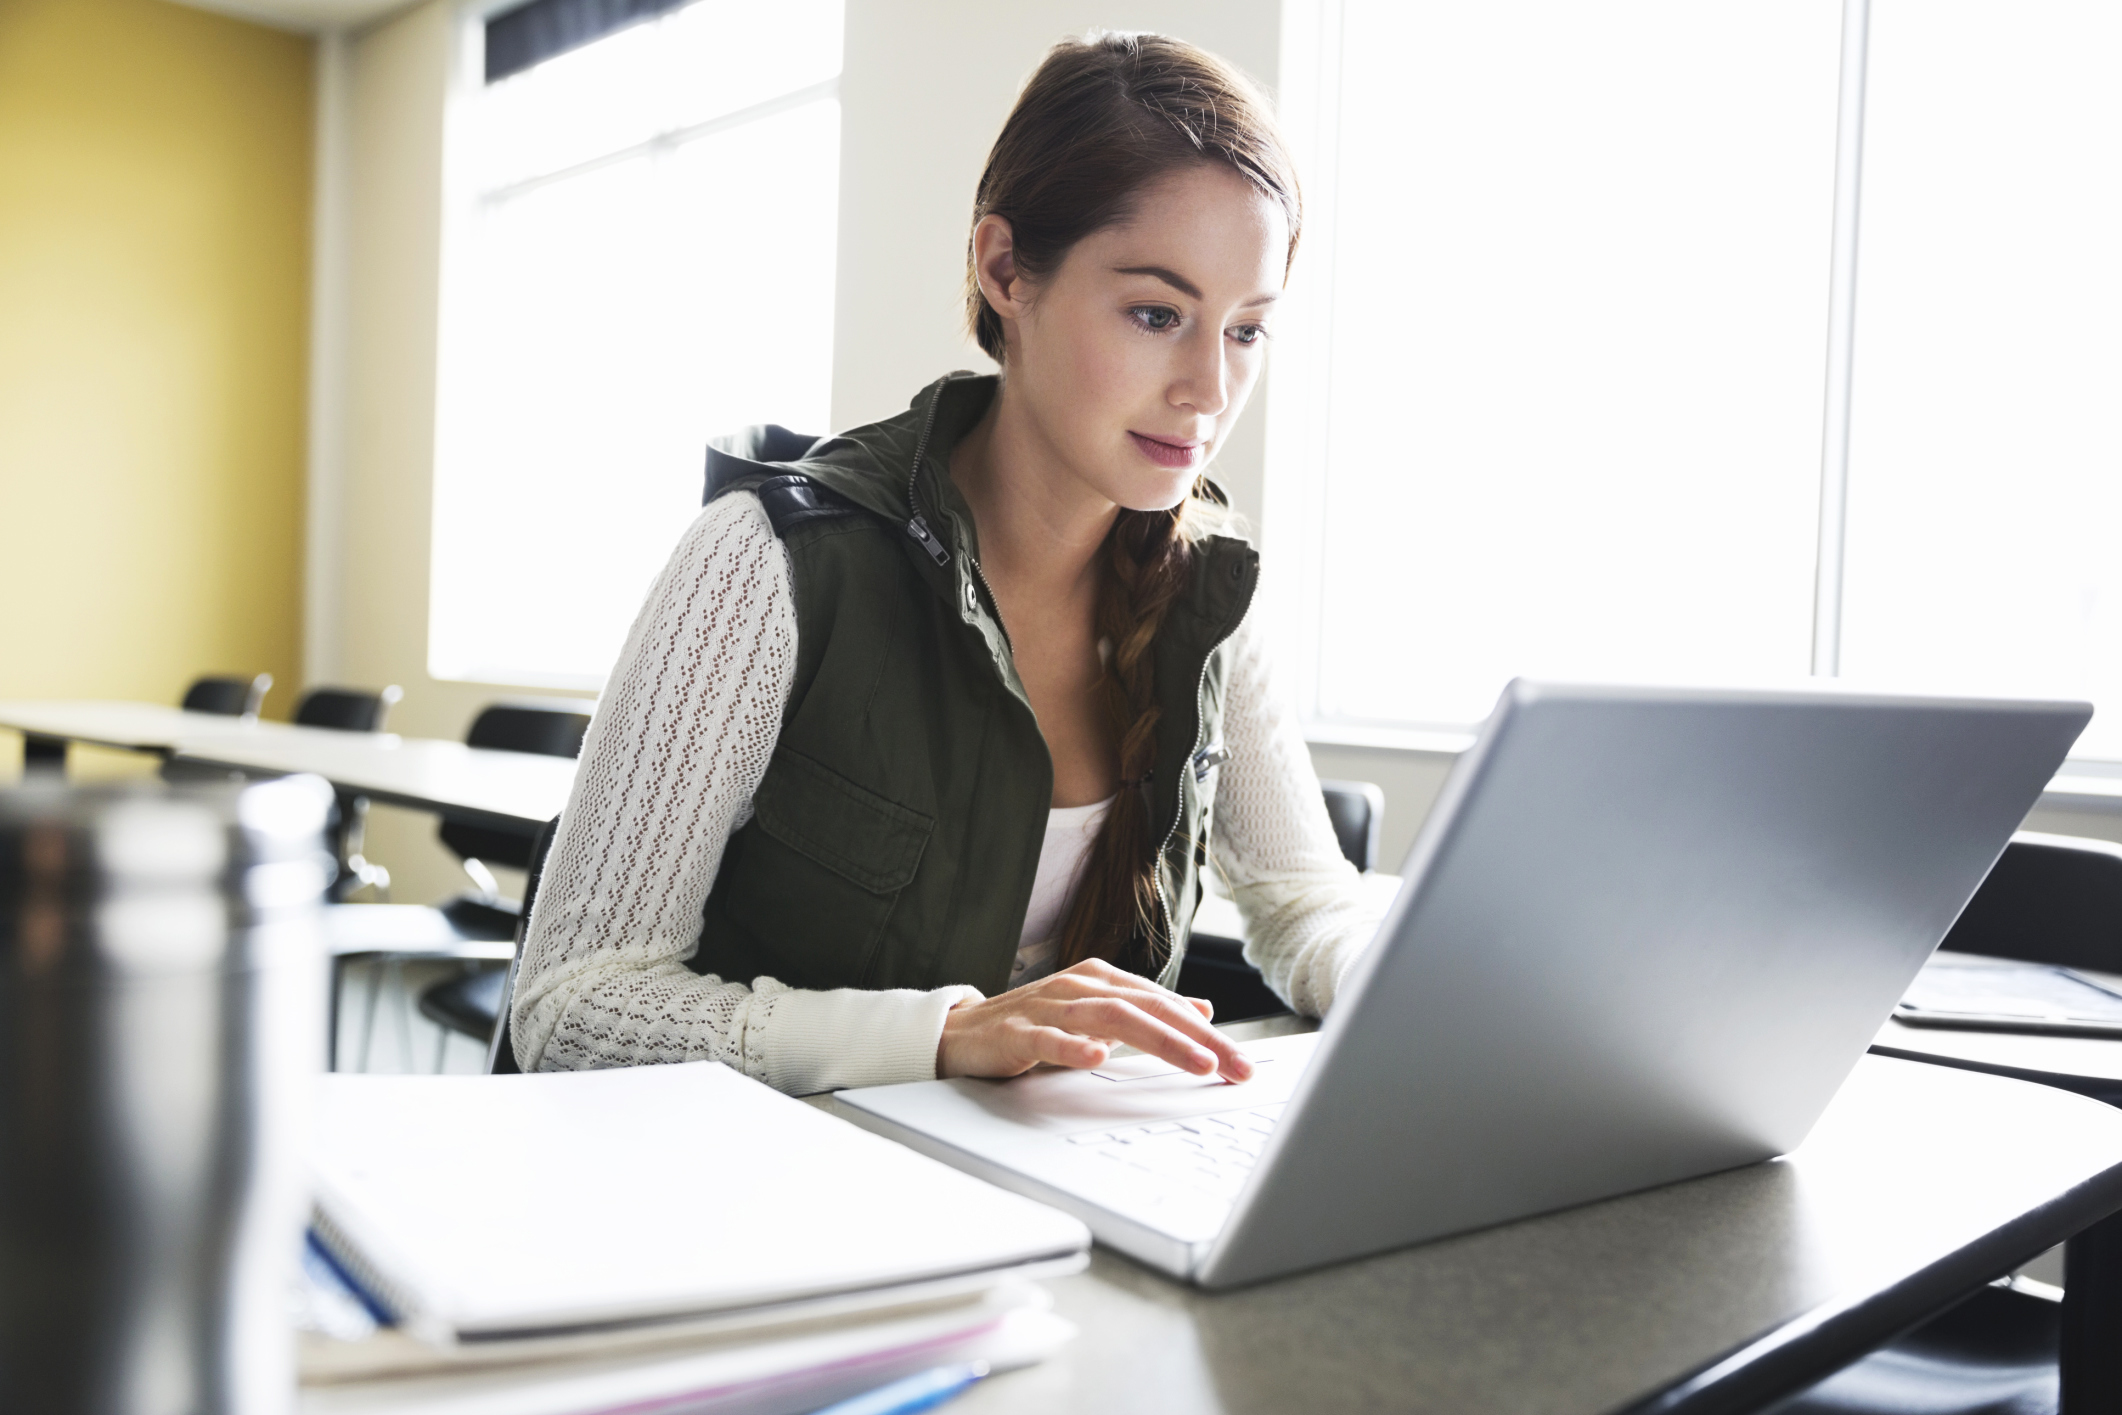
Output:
[1066, 1103, 1287, 1201]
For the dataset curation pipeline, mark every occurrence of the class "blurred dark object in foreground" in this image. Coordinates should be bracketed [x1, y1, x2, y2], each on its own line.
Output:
[0, 777, 331, 1414]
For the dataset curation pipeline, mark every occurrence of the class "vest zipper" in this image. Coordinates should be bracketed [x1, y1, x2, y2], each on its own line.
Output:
[1152, 607, 1244, 969]
[901, 381, 1011, 650]
[902, 387, 950, 566]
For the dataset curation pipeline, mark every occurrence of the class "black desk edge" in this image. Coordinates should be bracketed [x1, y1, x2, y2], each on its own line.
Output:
[1619, 1162, 2122, 1415]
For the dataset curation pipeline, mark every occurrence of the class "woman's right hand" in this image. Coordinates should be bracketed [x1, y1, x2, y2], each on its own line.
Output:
[936, 959, 1255, 1083]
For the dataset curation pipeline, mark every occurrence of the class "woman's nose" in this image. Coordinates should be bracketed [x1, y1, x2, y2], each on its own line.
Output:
[1170, 330, 1230, 418]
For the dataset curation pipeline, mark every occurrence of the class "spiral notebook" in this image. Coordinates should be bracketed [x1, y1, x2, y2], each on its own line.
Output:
[310, 1062, 1089, 1347]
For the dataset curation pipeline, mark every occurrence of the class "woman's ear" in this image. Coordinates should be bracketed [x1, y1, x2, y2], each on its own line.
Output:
[972, 214, 1030, 323]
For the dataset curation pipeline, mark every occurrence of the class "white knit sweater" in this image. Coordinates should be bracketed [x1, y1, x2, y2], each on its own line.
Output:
[510, 492, 1384, 1094]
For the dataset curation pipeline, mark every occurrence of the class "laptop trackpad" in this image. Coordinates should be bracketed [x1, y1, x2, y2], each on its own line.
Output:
[1088, 1051, 1280, 1082]
[966, 1032, 1320, 1133]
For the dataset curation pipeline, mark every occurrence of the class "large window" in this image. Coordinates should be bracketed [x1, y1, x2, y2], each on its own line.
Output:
[1284, 0, 2122, 760]
[430, 0, 844, 688]
[1838, 1, 2122, 759]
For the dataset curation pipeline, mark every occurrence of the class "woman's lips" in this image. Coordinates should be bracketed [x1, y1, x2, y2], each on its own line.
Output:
[1129, 432, 1204, 469]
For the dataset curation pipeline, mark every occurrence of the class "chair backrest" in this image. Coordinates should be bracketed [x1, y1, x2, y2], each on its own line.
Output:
[486, 813, 561, 1075]
[439, 701, 592, 869]
[182, 673, 272, 718]
[294, 684, 402, 733]
[1940, 830, 2122, 973]
[1319, 779, 1386, 873]
[464, 700, 592, 758]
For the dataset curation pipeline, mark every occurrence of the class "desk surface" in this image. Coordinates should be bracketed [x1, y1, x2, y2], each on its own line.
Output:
[0, 699, 576, 830]
[922, 1047, 2122, 1415]
[172, 734, 575, 832]
[0, 698, 290, 752]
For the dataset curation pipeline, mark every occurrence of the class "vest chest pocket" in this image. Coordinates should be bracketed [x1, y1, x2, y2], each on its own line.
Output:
[718, 748, 935, 990]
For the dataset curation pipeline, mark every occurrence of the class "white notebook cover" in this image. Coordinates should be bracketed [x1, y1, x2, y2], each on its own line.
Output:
[312, 1062, 1089, 1342]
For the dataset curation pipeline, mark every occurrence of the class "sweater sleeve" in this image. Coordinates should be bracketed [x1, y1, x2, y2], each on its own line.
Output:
[509, 492, 980, 1093]
[1207, 608, 1387, 1016]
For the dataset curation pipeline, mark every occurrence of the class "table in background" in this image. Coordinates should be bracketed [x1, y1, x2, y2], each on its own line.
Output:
[0, 698, 575, 833]
[170, 733, 574, 835]
[0, 699, 296, 770]
[897, 1030, 2122, 1414]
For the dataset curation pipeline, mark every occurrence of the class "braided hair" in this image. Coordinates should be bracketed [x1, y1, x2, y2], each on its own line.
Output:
[964, 32, 1301, 972]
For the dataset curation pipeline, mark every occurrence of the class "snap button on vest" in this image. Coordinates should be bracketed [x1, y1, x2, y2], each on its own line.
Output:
[963, 581, 978, 613]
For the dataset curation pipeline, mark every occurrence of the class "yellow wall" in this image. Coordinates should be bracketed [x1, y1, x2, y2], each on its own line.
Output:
[0, 0, 313, 775]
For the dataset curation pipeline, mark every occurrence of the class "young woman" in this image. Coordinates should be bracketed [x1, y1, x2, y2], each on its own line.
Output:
[510, 32, 1383, 1092]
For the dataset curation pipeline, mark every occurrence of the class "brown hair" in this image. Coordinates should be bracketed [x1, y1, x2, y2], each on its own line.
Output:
[965, 32, 1300, 975]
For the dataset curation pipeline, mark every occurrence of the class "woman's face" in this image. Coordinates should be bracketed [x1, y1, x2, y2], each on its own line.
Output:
[982, 163, 1289, 513]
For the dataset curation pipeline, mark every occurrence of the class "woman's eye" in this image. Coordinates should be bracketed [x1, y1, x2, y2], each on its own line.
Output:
[1230, 324, 1270, 347]
[1130, 306, 1181, 332]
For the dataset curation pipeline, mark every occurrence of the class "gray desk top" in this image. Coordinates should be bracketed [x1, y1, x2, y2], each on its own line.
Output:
[915, 1049, 2122, 1415]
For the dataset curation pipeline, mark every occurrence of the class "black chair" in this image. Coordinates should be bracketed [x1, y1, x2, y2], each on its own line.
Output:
[1319, 779, 1386, 874]
[295, 684, 403, 734]
[1934, 831, 2122, 974]
[324, 701, 583, 1071]
[294, 685, 404, 903]
[1176, 779, 1387, 1024]
[181, 673, 272, 718]
[1774, 831, 2122, 1415]
[432, 700, 589, 903]
[159, 673, 279, 785]
[430, 813, 559, 1074]
[410, 708, 587, 1063]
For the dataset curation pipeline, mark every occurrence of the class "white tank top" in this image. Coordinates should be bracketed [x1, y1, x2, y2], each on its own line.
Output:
[1008, 793, 1117, 989]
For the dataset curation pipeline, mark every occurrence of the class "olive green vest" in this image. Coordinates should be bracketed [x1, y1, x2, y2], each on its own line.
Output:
[689, 372, 1259, 998]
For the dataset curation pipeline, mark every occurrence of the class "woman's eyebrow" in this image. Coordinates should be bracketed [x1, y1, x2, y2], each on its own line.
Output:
[1114, 265, 1204, 299]
[1114, 265, 1283, 309]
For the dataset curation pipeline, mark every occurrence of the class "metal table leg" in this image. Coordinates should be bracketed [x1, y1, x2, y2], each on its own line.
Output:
[2063, 1205, 2122, 1410]
[21, 734, 67, 776]
[327, 953, 346, 1072]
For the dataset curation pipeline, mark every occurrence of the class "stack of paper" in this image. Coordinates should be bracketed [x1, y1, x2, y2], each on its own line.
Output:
[300, 1062, 1088, 1414]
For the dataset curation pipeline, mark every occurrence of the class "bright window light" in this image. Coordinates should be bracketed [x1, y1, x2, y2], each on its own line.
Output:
[1292, 0, 2122, 762]
[430, 0, 844, 688]
[1839, 1, 2122, 757]
[1296, 0, 1845, 731]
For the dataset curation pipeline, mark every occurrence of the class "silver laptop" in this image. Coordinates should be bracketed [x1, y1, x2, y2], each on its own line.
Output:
[835, 681, 2089, 1288]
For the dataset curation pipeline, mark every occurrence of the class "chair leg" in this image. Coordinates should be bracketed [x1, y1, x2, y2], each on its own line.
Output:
[2063, 1205, 2122, 1410]
[356, 960, 385, 1074]
[432, 1013, 449, 1075]
[386, 959, 413, 1071]
[327, 954, 344, 1072]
